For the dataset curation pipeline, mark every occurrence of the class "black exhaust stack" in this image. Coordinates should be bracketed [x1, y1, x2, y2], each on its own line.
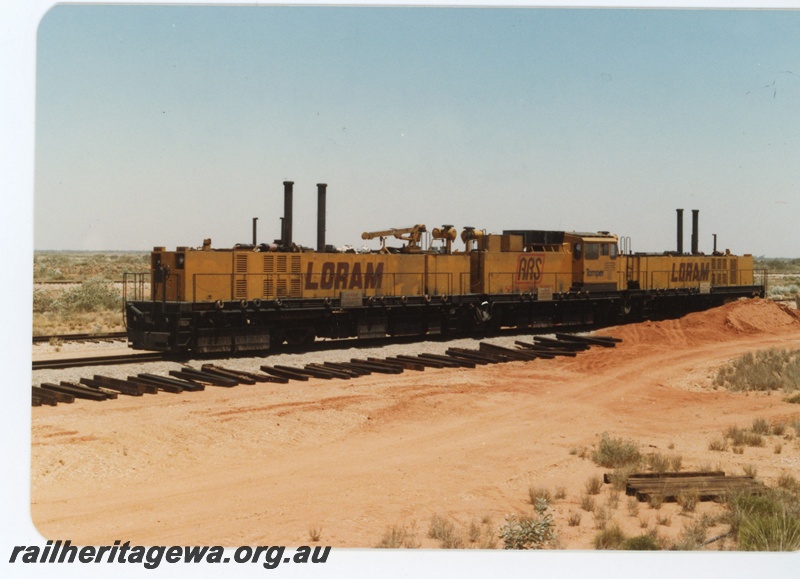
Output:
[282, 181, 294, 248]
[317, 183, 327, 252]
[676, 208, 684, 254]
[691, 209, 699, 255]
[252, 217, 258, 246]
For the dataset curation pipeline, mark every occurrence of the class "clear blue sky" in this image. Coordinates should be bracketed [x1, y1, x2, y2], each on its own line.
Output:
[33, 5, 800, 256]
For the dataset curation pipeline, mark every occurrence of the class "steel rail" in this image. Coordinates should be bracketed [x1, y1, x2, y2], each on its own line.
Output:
[32, 352, 165, 370]
[33, 331, 128, 344]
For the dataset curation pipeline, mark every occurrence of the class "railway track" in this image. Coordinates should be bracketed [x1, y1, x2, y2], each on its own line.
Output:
[32, 352, 165, 370]
[29, 324, 609, 371]
[31, 333, 620, 405]
[33, 331, 127, 345]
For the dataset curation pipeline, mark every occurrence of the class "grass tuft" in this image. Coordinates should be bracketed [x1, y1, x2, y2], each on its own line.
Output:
[621, 533, 661, 550]
[584, 475, 603, 495]
[591, 433, 643, 469]
[592, 522, 626, 549]
[376, 524, 420, 549]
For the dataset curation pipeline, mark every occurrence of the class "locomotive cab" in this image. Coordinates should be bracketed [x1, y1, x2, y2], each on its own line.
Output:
[566, 232, 620, 292]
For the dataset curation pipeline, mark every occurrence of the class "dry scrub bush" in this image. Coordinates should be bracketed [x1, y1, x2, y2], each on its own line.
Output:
[606, 468, 630, 492]
[591, 433, 643, 469]
[376, 524, 420, 549]
[708, 438, 728, 452]
[714, 348, 800, 392]
[677, 490, 699, 513]
[606, 489, 620, 510]
[428, 514, 463, 548]
[671, 521, 707, 550]
[627, 497, 640, 517]
[621, 532, 661, 550]
[725, 426, 765, 448]
[752, 418, 771, 435]
[528, 486, 552, 505]
[592, 522, 625, 549]
[34, 251, 148, 282]
[646, 452, 683, 473]
[593, 506, 611, 530]
[584, 475, 603, 495]
[777, 473, 800, 493]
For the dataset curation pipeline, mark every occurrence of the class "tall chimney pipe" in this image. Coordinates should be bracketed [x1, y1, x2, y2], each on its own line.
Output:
[317, 183, 327, 253]
[691, 209, 699, 255]
[283, 181, 294, 247]
[252, 217, 258, 246]
[676, 208, 684, 254]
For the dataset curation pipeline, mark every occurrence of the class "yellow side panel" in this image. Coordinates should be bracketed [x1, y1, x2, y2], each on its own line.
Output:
[481, 252, 572, 294]
[298, 253, 426, 299]
[184, 252, 234, 302]
[631, 255, 754, 289]
[425, 254, 470, 295]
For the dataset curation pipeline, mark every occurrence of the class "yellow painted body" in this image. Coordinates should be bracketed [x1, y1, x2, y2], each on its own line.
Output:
[149, 233, 755, 304]
[151, 249, 474, 302]
[626, 254, 755, 290]
[468, 234, 573, 294]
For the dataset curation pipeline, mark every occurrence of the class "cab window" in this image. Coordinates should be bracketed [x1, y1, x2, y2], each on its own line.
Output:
[609, 244, 618, 259]
[573, 242, 582, 260]
[585, 243, 599, 260]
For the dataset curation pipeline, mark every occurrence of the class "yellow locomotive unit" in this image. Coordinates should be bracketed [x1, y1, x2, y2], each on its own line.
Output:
[124, 182, 763, 353]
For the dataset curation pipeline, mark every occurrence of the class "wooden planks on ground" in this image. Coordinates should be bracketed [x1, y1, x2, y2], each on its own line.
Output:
[617, 471, 766, 502]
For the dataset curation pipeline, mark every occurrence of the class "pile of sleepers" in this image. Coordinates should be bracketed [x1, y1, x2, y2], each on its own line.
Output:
[606, 471, 766, 502]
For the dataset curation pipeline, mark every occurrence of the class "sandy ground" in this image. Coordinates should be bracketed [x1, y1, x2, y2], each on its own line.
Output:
[29, 298, 800, 549]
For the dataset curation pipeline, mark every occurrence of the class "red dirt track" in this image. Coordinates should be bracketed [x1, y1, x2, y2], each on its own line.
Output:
[30, 298, 800, 549]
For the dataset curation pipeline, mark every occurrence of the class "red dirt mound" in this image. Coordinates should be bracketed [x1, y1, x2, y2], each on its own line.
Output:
[609, 298, 800, 348]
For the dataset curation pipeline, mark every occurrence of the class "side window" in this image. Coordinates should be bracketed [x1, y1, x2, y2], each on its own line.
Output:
[573, 243, 582, 260]
[610, 243, 618, 259]
[585, 243, 599, 260]
[601, 244, 609, 257]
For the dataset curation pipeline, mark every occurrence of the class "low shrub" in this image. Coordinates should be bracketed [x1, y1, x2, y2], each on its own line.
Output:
[677, 490, 699, 513]
[592, 522, 625, 550]
[592, 433, 643, 469]
[739, 511, 800, 551]
[621, 533, 660, 550]
[376, 524, 420, 549]
[751, 418, 771, 435]
[708, 438, 728, 452]
[428, 514, 465, 548]
[528, 486, 552, 505]
[585, 475, 603, 495]
[499, 500, 557, 550]
[715, 349, 800, 392]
